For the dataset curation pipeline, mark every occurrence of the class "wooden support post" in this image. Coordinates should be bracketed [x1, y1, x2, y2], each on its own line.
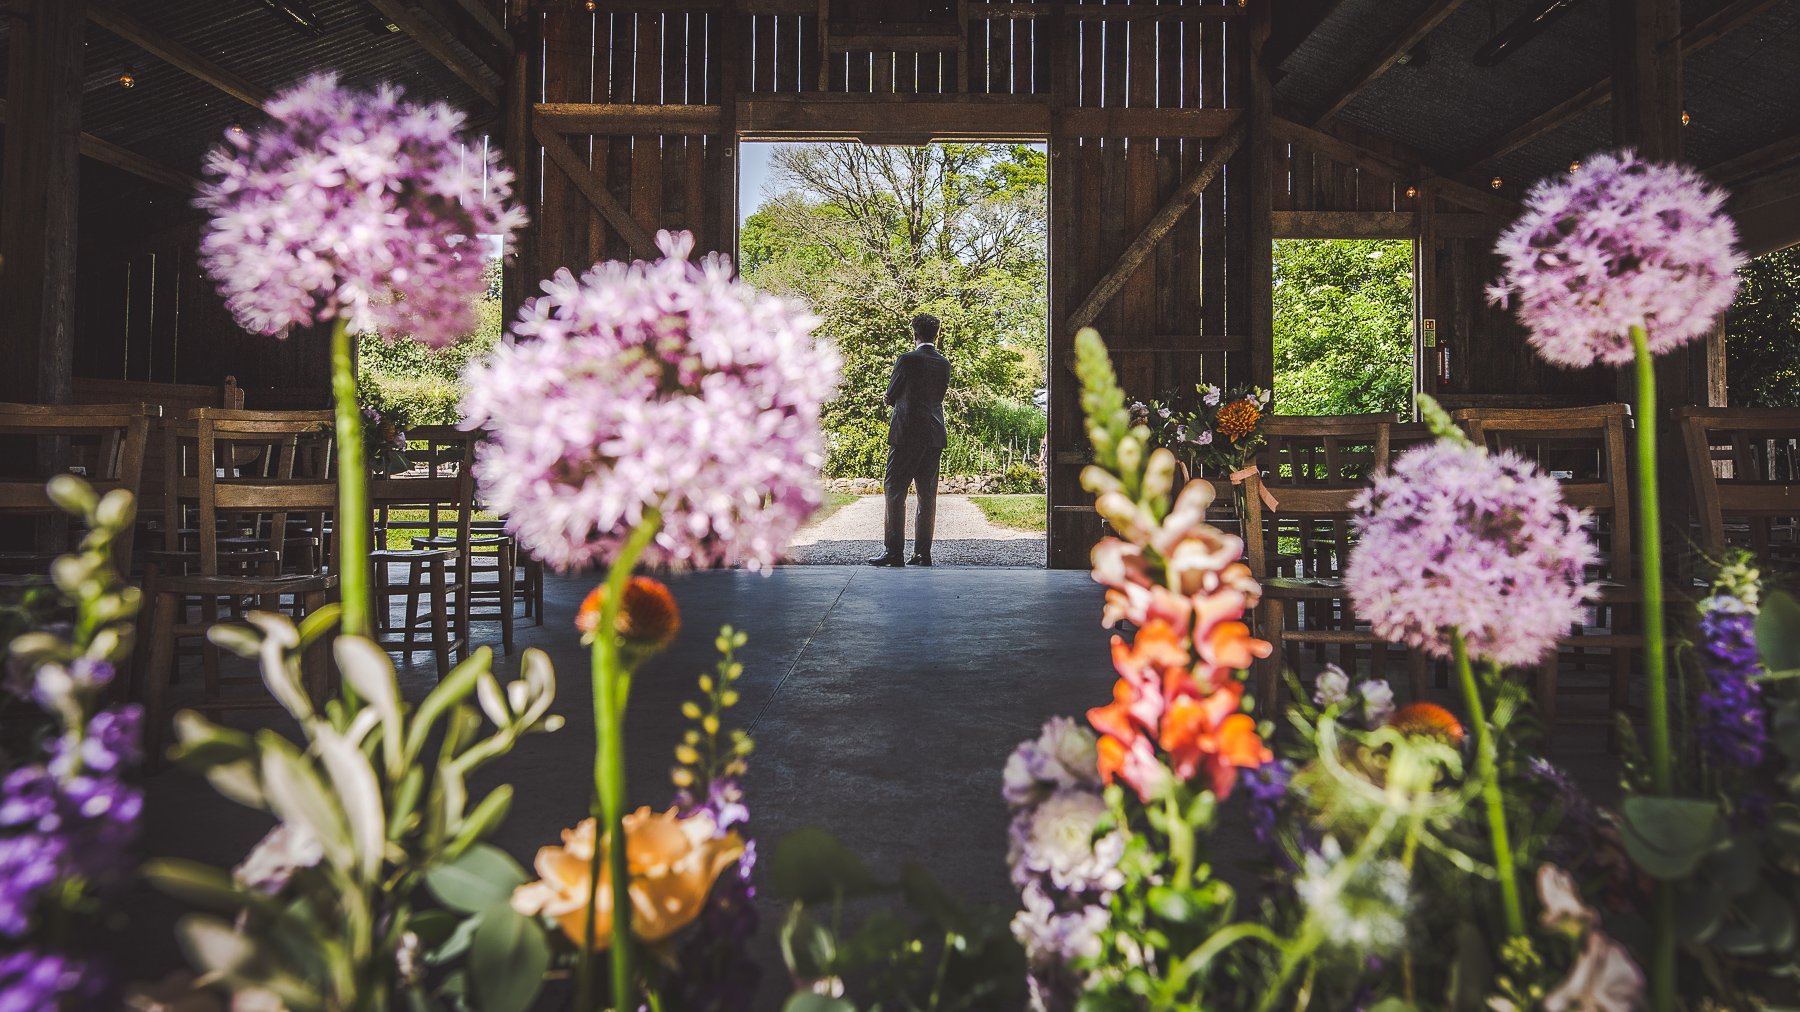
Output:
[1416, 182, 1438, 404]
[1611, 0, 1683, 163]
[1065, 120, 1244, 333]
[500, 0, 537, 324]
[1245, 3, 1275, 394]
[719, 0, 742, 257]
[2, 0, 86, 405]
[532, 117, 661, 259]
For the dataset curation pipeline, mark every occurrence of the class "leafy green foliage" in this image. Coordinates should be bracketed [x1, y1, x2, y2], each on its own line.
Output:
[1272, 239, 1414, 417]
[742, 143, 1047, 478]
[1725, 247, 1800, 408]
[358, 261, 503, 427]
[968, 493, 1045, 530]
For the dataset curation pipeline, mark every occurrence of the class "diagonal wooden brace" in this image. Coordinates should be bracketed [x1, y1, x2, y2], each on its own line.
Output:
[532, 116, 662, 261]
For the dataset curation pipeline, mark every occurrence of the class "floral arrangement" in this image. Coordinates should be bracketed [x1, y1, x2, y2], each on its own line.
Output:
[1130, 382, 1271, 479]
[0, 477, 145, 1010]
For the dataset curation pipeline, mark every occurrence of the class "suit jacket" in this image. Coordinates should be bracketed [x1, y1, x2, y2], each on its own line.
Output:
[884, 344, 951, 450]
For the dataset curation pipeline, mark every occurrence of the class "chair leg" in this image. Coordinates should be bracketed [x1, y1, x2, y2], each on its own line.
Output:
[499, 542, 515, 653]
[200, 594, 222, 696]
[429, 557, 450, 679]
[1535, 660, 1558, 745]
[402, 560, 426, 658]
[1406, 650, 1429, 703]
[129, 558, 164, 701]
[301, 591, 333, 702]
[1256, 596, 1284, 713]
[143, 592, 180, 770]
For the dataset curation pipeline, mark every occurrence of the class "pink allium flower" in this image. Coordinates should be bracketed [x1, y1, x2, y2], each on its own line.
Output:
[196, 73, 526, 346]
[1486, 150, 1743, 367]
[1345, 441, 1600, 668]
[461, 231, 839, 572]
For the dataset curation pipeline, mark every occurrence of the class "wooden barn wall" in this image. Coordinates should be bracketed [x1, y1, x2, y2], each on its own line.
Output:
[74, 221, 330, 405]
[530, 1, 1259, 568]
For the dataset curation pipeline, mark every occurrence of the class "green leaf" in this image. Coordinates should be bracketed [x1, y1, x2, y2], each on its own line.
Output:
[141, 858, 277, 916]
[408, 909, 463, 949]
[780, 906, 837, 981]
[446, 785, 514, 860]
[1146, 886, 1201, 924]
[1756, 592, 1800, 673]
[1620, 796, 1725, 880]
[899, 862, 965, 931]
[257, 732, 352, 871]
[407, 648, 494, 762]
[769, 827, 886, 904]
[468, 903, 550, 1012]
[425, 843, 529, 914]
[1772, 698, 1800, 762]
[782, 994, 857, 1012]
[1714, 889, 1798, 957]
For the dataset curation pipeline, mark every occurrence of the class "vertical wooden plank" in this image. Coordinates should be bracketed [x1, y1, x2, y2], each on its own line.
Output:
[716, 5, 741, 256]
[501, 3, 540, 323]
[633, 11, 665, 239]
[536, 9, 573, 276]
[989, 14, 1010, 93]
[1011, 18, 1032, 95]
[664, 14, 690, 236]
[800, 9, 820, 92]
[1199, 18, 1224, 352]
[1245, 1, 1274, 392]
[1222, 17, 1248, 383]
[151, 243, 182, 383]
[0, 0, 85, 403]
[125, 253, 155, 382]
[1102, 12, 1126, 111]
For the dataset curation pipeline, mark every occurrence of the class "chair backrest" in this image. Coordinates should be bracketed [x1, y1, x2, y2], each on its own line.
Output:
[1456, 403, 1633, 579]
[1259, 414, 1395, 488]
[0, 402, 161, 567]
[187, 409, 336, 576]
[1675, 406, 1800, 560]
[370, 425, 476, 558]
[1242, 415, 1394, 582]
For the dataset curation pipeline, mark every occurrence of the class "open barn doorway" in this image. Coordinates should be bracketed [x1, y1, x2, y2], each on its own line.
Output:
[1270, 238, 1417, 418]
[737, 140, 1051, 567]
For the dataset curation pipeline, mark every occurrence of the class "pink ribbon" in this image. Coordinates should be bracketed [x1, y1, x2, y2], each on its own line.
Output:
[1229, 465, 1279, 512]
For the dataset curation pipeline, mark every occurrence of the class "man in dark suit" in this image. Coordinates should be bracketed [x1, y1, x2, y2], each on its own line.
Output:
[869, 314, 952, 567]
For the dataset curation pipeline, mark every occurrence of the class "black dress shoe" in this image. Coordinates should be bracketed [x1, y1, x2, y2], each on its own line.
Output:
[866, 555, 905, 567]
[907, 555, 932, 567]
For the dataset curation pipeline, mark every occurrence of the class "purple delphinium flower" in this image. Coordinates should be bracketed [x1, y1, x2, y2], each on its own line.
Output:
[1694, 593, 1767, 773]
[668, 777, 760, 1012]
[0, 835, 65, 938]
[1346, 440, 1600, 668]
[461, 230, 839, 572]
[196, 73, 526, 347]
[1487, 151, 1743, 368]
[0, 950, 101, 1012]
[1241, 760, 1291, 847]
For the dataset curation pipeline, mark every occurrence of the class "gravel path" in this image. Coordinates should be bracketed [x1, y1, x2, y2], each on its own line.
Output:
[785, 494, 1045, 567]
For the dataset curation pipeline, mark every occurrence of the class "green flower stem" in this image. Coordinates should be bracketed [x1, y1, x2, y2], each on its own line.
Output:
[577, 515, 662, 1012]
[1453, 630, 1524, 937]
[1160, 921, 1283, 1002]
[330, 318, 369, 642]
[1631, 323, 1676, 1012]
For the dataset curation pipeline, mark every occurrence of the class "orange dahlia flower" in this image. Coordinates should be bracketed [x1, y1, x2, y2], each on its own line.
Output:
[1215, 398, 1261, 442]
[1386, 701, 1466, 745]
[576, 576, 681, 649]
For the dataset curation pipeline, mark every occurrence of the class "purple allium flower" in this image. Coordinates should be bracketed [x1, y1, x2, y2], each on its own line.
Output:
[1694, 592, 1767, 772]
[1346, 440, 1599, 668]
[1241, 760, 1291, 847]
[460, 231, 838, 571]
[1487, 151, 1743, 368]
[0, 949, 100, 1012]
[196, 73, 526, 347]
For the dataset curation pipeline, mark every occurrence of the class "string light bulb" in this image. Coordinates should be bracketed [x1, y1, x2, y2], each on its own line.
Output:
[229, 124, 246, 135]
[1681, 109, 1691, 126]
[1404, 185, 1418, 199]
[1490, 176, 1503, 190]
[585, 0, 597, 8]
[118, 67, 136, 89]
[1568, 159, 1581, 173]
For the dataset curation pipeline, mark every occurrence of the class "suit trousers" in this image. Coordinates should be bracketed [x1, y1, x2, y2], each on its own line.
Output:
[883, 442, 942, 560]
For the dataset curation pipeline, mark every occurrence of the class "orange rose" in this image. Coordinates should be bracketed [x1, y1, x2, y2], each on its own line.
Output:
[511, 807, 743, 948]
[576, 577, 681, 649]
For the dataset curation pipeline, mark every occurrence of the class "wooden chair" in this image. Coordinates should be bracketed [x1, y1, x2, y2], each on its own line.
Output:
[1456, 404, 1636, 735]
[0, 402, 159, 578]
[1243, 415, 1427, 708]
[1677, 407, 1800, 572]
[420, 522, 517, 653]
[369, 426, 475, 677]
[140, 409, 339, 761]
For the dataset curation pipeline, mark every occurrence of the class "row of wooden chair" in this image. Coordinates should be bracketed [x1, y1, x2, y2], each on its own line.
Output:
[1230, 405, 1800, 734]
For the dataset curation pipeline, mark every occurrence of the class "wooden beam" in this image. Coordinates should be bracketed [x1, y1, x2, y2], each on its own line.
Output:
[1708, 130, 1800, 187]
[0, 98, 198, 192]
[1, 0, 84, 405]
[1456, 0, 1783, 169]
[1611, 0, 1682, 162]
[88, 3, 272, 110]
[1066, 122, 1245, 333]
[443, 0, 513, 52]
[366, 0, 502, 108]
[1731, 187, 1800, 258]
[1265, 0, 1348, 70]
[1061, 107, 1239, 139]
[737, 95, 1053, 141]
[536, 103, 723, 134]
[1272, 116, 1518, 216]
[410, 0, 514, 75]
[1312, 0, 1465, 126]
[531, 117, 659, 259]
[1273, 210, 1416, 239]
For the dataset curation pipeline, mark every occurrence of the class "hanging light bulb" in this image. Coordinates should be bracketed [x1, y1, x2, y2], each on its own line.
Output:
[1681, 109, 1692, 127]
[1490, 176, 1503, 189]
[1405, 185, 1418, 199]
[585, 0, 598, 9]
[118, 67, 137, 89]
[229, 124, 246, 135]
[1568, 159, 1580, 173]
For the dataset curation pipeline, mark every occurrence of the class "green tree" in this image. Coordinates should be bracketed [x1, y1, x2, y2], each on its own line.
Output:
[358, 259, 503, 427]
[741, 143, 1048, 477]
[1271, 239, 1414, 417]
[1724, 246, 1800, 408]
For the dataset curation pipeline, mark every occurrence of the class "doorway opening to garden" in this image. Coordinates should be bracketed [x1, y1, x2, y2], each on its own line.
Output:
[737, 140, 1050, 567]
[1271, 238, 1417, 418]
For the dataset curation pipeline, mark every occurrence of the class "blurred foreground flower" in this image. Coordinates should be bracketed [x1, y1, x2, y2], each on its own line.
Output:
[196, 73, 524, 346]
[462, 230, 839, 571]
[513, 808, 745, 948]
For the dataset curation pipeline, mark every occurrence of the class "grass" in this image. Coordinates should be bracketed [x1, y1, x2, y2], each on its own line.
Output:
[808, 491, 860, 526]
[376, 508, 500, 550]
[969, 494, 1046, 533]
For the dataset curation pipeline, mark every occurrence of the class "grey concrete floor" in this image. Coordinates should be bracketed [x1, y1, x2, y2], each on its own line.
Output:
[117, 566, 1623, 1004]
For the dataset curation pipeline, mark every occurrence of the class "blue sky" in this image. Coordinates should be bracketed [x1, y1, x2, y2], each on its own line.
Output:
[738, 142, 781, 228]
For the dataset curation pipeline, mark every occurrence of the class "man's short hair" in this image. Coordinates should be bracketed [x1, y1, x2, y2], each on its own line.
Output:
[911, 313, 941, 343]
